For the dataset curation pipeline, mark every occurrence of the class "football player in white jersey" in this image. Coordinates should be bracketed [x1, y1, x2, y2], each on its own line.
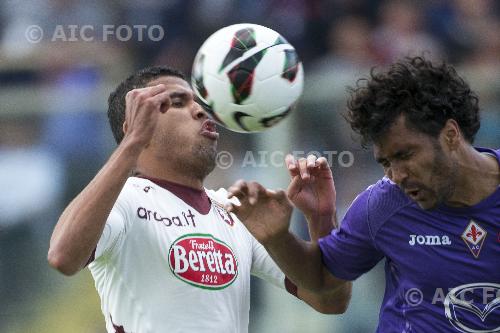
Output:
[48, 66, 351, 333]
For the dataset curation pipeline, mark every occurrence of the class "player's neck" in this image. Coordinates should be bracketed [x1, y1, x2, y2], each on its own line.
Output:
[447, 145, 499, 206]
[135, 154, 204, 190]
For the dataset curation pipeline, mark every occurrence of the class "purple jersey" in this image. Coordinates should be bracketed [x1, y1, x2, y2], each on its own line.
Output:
[319, 148, 500, 333]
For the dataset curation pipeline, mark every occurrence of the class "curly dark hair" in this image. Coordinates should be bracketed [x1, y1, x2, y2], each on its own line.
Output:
[345, 56, 480, 147]
[107, 66, 186, 144]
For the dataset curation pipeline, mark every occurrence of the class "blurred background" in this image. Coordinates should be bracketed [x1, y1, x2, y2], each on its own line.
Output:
[0, 0, 499, 332]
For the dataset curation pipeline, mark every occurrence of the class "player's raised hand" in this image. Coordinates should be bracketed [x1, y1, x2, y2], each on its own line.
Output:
[123, 84, 171, 148]
[285, 154, 336, 220]
[226, 180, 292, 245]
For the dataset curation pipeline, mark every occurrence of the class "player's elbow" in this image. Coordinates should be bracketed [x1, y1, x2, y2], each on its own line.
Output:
[318, 282, 352, 314]
[317, 297, 350, 314]
[47, 248, 80, 276]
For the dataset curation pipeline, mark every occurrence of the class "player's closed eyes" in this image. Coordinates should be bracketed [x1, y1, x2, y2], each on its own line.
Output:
[171, 98, 185, 107]
[391, 150, 413, 162]
[399, 151, 413, 160]
[169, 91, 191, 108]
[380, 151, 414, 168]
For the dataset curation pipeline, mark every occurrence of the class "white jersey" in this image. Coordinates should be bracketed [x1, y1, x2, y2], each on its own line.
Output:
[88, 176, 288, 333]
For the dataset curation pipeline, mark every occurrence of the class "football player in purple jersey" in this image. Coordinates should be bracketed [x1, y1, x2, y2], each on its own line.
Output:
[228, 56, 500, 332]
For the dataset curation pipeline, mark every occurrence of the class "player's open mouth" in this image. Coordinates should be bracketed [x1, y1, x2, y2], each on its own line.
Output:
[200, 119, 219, 140]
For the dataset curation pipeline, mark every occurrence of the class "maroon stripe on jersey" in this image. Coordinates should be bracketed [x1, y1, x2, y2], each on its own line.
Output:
[113, 323, 126, 333]
[110, 315, 128, 333]
[284, 276, 298, 298]
[137, 175, 211, 215]
[85, 248, 96, 266]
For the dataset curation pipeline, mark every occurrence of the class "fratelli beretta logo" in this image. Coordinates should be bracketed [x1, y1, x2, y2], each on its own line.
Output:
[168, 233, 238, 290]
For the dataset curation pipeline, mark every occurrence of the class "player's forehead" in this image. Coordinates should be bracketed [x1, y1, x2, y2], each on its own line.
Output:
[373, 115, 430, 159]
[146, 75, 192, 94]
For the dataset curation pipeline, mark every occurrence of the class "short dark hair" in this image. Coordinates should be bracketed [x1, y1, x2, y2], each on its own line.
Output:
[345, 56, 480, 147]
[107, 66, 186, 144]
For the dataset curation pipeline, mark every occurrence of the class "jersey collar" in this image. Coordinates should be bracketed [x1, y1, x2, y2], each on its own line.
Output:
[136, 175, 211, 215]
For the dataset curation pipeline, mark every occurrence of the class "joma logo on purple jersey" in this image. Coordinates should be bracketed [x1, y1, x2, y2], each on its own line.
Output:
[409, 234, 452, 246]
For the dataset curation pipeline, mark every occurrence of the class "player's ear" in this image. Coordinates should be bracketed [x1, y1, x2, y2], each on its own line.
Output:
[123, 121, 128, 135]
[441, 119, 460, 150]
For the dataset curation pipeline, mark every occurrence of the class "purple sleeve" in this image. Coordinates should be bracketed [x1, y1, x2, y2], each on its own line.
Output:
[318, 190, 384, 281]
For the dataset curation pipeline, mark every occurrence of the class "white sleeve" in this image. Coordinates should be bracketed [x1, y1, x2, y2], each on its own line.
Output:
[209, 187, 290, 291]
[91, 190, 132, 263]
[250, 236, 286, 290]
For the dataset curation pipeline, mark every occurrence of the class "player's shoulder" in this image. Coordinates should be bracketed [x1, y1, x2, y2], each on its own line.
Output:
[205, 187, 246, 227]
[205, 187, 239, 207]
[367, 177, 412, 211]
[352, 177, 412, 230]
[122, 176, 155, 194]
[114, 177, 161, 205]
[476, 147, 500, 158]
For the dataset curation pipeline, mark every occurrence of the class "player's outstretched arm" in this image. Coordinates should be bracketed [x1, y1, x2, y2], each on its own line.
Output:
[48, 84, 170, 275]
[297, 276, 352, 314]
[226, 181, 347, 294]
[285, 154, 337, 239]
[283, 155, 352, 313]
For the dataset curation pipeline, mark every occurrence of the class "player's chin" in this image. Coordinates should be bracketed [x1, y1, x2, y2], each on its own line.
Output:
[194, 142, 217, 160]
[199, 136, 219, 154]
[201, 137, 218, 151]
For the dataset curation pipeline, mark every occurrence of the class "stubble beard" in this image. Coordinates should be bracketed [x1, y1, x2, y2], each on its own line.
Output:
[189, 142, 217, 179]
[152, 130, 217, 181]
[426, 142, 457, 209]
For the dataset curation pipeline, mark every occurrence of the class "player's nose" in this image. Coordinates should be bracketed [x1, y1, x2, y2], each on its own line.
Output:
[191, 101, 208, 120]
[389, 164, 408, 186]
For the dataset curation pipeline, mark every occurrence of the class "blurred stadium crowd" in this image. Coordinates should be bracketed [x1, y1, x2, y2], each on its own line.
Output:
[0, 0, 499, 332]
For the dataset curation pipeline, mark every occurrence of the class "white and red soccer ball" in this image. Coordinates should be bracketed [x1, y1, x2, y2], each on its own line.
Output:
[192, 23, 304, 133]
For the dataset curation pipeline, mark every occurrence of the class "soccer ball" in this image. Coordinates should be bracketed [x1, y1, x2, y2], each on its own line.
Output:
[191, 23, 304, 133]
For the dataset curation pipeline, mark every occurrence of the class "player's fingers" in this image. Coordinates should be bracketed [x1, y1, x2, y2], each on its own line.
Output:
[225, 202, 236, 213]
[312, 156, 334, 180]
[316, 156, 329, 169]
[125, 84, 168, 118]
[228, 179, 248, 193]
[125, 89, 140, 121]
[124, 89, 145, 133]
[286, 175, 301, 200]
[274, 189, 290, 204]
[265, 188, 284, 199]
[267, 189, 292, 210]
[126, 84, 167, 106]
[139, 84, 168, 97]
[225, 203, 248, 220]
[247, 181, 266, 205]
[306, 154, 317, 173]
[227, 180, 249, 199]
[246, 182, 259, 205]
[298, 158, 310, 180]
[149, 91, 171, 113]
[225, 196, 254, 221]
[225, 202, 242, 214]
[285, 154, 300, 177]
